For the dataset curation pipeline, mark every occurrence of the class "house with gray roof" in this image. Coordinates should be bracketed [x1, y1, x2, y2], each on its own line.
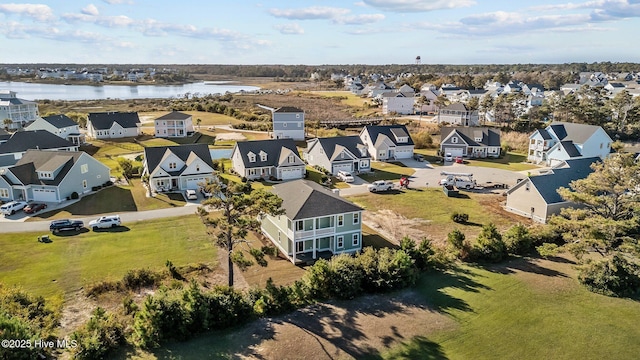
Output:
[87, 111, 141, 139]
[24, 114, 85, 145]
[440, 127, 501, 158]
[437, 102, 480, 126]
[154, 110, 194, 138]
[0, 149, 110, 203]
[0, 130, 78, 169]
[231, 139, 305, 181]
[360, 125, 414, 161]
[381, 91, 416, 115]
[304, 136, 371, 175]
[0, 90, 40, 130]
[142, 144, 214, 193]
[504, 157, 598, 223]
[527, 122, 612, 165]
[260, 179, 363, 264]
[257, 105, 305, 141]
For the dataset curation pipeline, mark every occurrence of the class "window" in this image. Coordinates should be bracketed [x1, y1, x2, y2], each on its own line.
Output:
[600, 143, 603, 149]
[81, 164, 88, 174]
[296, 241, 304, 252]
[352, 234, 359, 247]
[451, 137, 458, 143]
[337, 236, 344, 248]
[337, 215, 344, 226]
[283, 123, 287, 127]
[248, 154, 256, 162]
[353, 212, 360, 224]
[288, 155, 295, 163]
[0, 188, 9, 198]
[82, 180, 88, 189]
[169, 162, 177, 169]
[298, 123, 302, 127]
[295, 220, 304, 231]
[525, 182, 530, 191]
[296, 114, 301, 118]
[261, 154, 267, 162]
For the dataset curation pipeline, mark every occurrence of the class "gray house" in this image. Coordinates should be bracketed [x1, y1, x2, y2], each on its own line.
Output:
[0, 149, 110, 203]
[258, 105, 305, 140]
[261, 179, 363, 264]
[0, 130, 79, 168]
[24, 114, 85, 145]
[437, 103, 480, 126]
[440, 127, 501, 158]
[142, 144, 215, 193]
[231, 139, 306, 181]
[360, 125, 415, 161]
[304, 136, 371, 175]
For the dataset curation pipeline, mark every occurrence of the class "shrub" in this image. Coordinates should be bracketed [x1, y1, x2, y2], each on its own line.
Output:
[536, 243, 560, 258]
[230, 251, 253, 270]
[447, 229, 465, 251]
[261, 245, 278, 257]
[474, 223, 507, 262]
[503, 224, 532, 255]
[71, 191, 79, 199]
[451, 212, 469, 224]
[69, 307, 124, 360]
[241, 176, 248, 183]
[578, 254, 640, 297]
[249, 248, 267, 267]
[399, 236, 437, 271]
[122, 268, 163, 290]
[328, 254, 363, 299]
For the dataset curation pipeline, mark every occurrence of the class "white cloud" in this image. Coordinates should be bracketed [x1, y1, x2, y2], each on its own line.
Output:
[362, 0, 475, 12]
[334, 13, 385, 25]
[82, 4, 100, 16]
[269, 6, 350, 20]
[274, 23, 304, 34]
[102, 0, 134, 4]
[0, 3, 55, 21]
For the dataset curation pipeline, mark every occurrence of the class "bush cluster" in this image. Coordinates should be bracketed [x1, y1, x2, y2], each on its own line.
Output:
[86, 268, 164, 297]
[577, 254, 640, 297]
[69, 307, 125, 360]
[448, 223, 534, 263]
[451, 212, 469, 224]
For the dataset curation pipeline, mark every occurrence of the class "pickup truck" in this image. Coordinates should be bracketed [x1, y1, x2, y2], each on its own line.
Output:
[367, 180, 394, 192]
[50, 219, 84, 233]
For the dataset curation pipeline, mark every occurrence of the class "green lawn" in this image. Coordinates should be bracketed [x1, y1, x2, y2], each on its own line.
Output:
[465, 152, 539, 172]
[0, 216, 216, 297]
[359, 161, 416, 182]
[383, 261, 640, 360]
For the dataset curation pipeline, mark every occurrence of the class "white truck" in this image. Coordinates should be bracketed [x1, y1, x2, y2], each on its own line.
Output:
[367, 180, 394, 192]
[439, 171, 477, 190]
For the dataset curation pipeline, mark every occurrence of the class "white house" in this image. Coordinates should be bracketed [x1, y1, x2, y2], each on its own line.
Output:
[440, 127, 501, 158]
[231, 139, 305, 181]
[527, 122, 612, 166]
[25, 114, 85, 145]
[360, 125, 414, 161]
[154, 111, 194, 138]
[304, 136, 371, 175]
[87, 112, 141, 139]
[381, 91, 416, 115]
[437, 103, 480, 126]
[0, 90, 40, 130]
[142, 144, 215, 193]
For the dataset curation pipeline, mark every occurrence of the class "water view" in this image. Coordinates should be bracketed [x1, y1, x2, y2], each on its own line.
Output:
[0, 81, 260, 101]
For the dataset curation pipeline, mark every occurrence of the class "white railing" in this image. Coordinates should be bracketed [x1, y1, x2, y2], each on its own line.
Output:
[316, 227, 335, 236]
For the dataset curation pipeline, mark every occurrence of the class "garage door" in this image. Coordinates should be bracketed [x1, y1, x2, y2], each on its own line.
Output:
[33, 188, 57, 202]
[332, 163, 353, 175]
[446, 148, 464, 157]
[395, 149, 412, 159]
[280, 168, 303, 180]
[185, 177, 206, 190]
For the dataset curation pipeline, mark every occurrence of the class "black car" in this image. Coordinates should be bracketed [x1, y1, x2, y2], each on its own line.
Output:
[49, 219, 84, 233]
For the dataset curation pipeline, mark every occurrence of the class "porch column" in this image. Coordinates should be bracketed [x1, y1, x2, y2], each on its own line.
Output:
[313, 238, 317, 259]
[292, 239, 296, 264]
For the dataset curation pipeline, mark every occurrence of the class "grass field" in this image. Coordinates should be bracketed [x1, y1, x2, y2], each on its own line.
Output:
[0, 216, 216, 297]
[465, 152, 539, 172]
[359, 161, 417, 182]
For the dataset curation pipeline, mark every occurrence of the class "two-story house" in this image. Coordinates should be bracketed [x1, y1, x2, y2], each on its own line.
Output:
[0, 130, 78, 169]
[24, 114, 85, 145]
[381, 91, 416, 115]
[231, 139, 305, 181]
[258, 105, 305, 141]
[359, 125, 414, 161]
[527, 122, 612, 166]
[437, 103, 480, 126]
[87, 111, 141, 139]
[0, 149, 110, 203]
[0, 90, 40, 130]
[154, 110, 194, 138]
[142, 144, 215, 193]
[304, 136, 371, 175]
[440, 127, 501, 158]
[260, 179, 363, 264]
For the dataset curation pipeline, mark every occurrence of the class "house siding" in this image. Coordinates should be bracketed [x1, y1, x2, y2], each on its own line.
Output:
[504, 181, 550, 223]
[273, 112, 305, 140]
[57, 154, 110, 201]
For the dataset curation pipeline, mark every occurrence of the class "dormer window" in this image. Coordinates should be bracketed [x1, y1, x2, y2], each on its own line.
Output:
[248, 152, 256, 162]
[475, 137, 482, 142]
[38, 172, 52, 179]
[260, 151, 267, 162]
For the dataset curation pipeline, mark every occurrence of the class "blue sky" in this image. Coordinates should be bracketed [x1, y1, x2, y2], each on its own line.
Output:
[1, 0, 639, 65]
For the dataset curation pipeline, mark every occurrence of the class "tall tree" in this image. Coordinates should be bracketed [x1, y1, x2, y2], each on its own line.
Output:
[607, 90, 635, 134]
[199, 179, 284, 287]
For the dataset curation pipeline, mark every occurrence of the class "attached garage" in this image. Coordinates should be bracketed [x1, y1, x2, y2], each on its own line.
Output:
[33, 188, 57, 202]
[280, 167, 304, 180]
[185, 177, 207, 190]
[445, 147, 464, 157]
[394, 148, 413, 159]
[332, 163, 353, 175]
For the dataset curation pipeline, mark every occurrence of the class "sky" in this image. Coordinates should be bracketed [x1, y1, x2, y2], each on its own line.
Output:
[1, 0, 639, 65]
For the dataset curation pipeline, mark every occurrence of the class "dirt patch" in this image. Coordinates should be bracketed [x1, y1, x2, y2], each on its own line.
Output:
[138, 115, 156, 124]
[215, 132, 247, 141]
[363, 209, 431, 246]
[58, 290, 98, 336]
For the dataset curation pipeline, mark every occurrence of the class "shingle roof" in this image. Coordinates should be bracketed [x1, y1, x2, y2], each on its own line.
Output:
[442, 102, 470, 111]
[88, 112, 140, 130]
[155, 111, 191, 121]
[548, 122, 603, 144]
[144, 144, 212, 175]
[527, 157, 598, 203]
[234, 139, 301, 168]
[42, 114, 77, 129]
[0, 130, 75, 155]
[440, 127, 501, 147]
[559, 141, 581, 157]
[310, 136, 369, 160]
[363, 125, 414, 146]
[11, 150, 84, 186]
[272, 179, 362, 220]
[536, 128, 553, 140]
[274, 107, 304, 113]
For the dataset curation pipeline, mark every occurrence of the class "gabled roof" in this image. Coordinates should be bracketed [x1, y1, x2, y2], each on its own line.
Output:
[10, 149, 85, 186]
[442, 102, 471, 112]
[144, 144, 212, 175]
[535, 128, 553, 140]
[524, 157, 599, 204]
[41, 114, 77, 129]
[363, 125, 414, 147]
[155, 110, 191, 121]
[0, 130, 75, 155]
[88, 112, 140, 130]
[272, 179, 362, 220]
[274, 106, 304, 113]
[309, 136, 369, 161]
[234, 139, 301, 168]
[558, 141, 581, 157]
[547, 122, 605, 144]
[440, 127, 501, 147]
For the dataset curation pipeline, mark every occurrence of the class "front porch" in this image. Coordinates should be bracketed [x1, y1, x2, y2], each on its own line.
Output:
[294, 250, 334, 266]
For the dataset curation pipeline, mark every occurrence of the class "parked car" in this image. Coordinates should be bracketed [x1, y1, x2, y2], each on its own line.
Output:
[455, 156, 464, 164]
[23, 203, 47, 214]
[413, 154, 424, 161]
[199, 186, 213, 198]
[50, 219, 84, 233]
[185, 189, 198, 200]
[444, 153, 453, 162]
[1, 201, 29, 216]
[367, 180, 394, 192]
[88, 215, 121, 230]
[337, 170, 355, 183]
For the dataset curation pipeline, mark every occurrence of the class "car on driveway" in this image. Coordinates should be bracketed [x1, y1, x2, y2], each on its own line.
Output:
[367, 180, 394, 192]
[1, 201, 29, 216]
[413, 154, 424, 161]
[337, 170, 355, 183]
[50, 219, 84, 233]
[89, 215, 121, 230]
[185, 189, 198, 200]
[444, 153, 453, 162]
[199, 186, 213, 198]
[23, 203, 47, 214]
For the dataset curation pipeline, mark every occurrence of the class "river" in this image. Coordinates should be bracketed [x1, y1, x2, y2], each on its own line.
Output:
[0, 81, 260, 101]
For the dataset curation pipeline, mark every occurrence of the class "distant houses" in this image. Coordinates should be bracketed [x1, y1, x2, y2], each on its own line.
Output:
[154, 111, 194, 138]
[0, 91, 40, 130]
